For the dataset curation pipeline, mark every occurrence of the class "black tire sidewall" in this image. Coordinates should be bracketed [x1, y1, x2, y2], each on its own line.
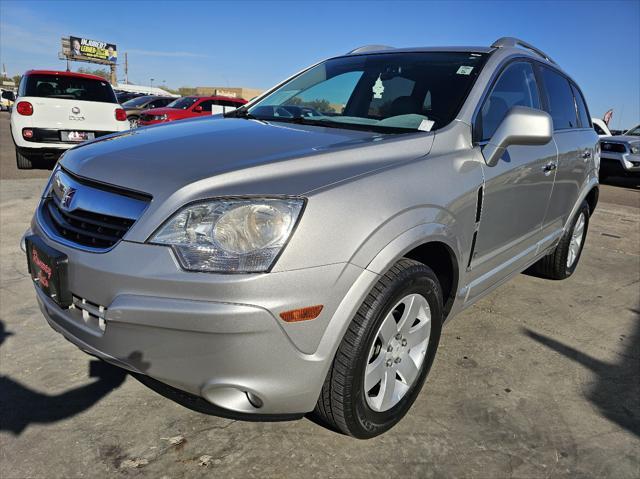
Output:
[350, 267, 442, 438]
[562, 203, 590, 277]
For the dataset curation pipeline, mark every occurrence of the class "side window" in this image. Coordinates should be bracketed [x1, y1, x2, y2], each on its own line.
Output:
[158, 98, 172, 107]
[197, 100, 214, 112]
[571, 84, 591, 128]
[593, 123, 606, 135]
[478, 62, 540, 141]
[540, 67, 578, 130]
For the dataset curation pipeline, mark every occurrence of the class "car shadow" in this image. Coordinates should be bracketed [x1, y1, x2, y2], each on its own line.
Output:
[599, 175, 639, 189]
[523, 309, 640, 437]
[0, 320, 127, 435]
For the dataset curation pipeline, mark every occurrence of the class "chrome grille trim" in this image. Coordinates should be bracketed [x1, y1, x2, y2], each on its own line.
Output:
[38, 168, 151, 252]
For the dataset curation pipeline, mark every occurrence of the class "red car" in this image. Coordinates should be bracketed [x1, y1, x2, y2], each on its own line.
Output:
[138, 96, 247, 126]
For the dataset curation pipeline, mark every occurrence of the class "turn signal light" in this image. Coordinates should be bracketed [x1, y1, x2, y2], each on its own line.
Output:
[22, 129, 34, 139]
[279, 305, 323, 322]
[115, 108, 127, 121]
[16, 101, 33, 116]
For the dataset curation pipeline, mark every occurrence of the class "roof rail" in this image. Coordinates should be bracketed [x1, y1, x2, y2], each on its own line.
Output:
[346, 45, 394, 55]
[491, 37, 556, 64]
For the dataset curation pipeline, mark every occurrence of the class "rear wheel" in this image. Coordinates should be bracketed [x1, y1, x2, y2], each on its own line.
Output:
[16, 149, 33, 170]
[128, 116, 139, 129]
[529, 201, 590, 280]
[313, 258, 443, 438]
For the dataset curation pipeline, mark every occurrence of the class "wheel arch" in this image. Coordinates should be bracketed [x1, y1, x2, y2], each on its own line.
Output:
[365, 223, 462, 319]
[585, 185, 599, 216]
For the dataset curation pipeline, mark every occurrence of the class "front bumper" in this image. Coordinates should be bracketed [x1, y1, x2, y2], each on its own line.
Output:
[600, 151, 640, 176]
[26, 216, 378, 416]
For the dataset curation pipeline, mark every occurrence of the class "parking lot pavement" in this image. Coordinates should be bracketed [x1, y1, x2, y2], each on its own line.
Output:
[0, 114, 638, 478]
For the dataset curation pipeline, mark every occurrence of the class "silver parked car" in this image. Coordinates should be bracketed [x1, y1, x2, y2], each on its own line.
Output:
[599, 124, 640, 179]
[24, 37, 599, 438]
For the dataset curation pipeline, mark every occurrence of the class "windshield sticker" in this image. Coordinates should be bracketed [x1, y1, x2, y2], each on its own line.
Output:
[372, 74, 385, 99]
[418, 119, 435, 132]
[456, 66, 474, 75]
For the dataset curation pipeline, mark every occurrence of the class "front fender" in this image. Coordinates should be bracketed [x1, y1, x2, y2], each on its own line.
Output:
[365, 222, 464, 276]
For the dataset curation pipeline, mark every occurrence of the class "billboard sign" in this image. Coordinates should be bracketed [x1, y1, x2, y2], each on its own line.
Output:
[69, 36, 117, 63]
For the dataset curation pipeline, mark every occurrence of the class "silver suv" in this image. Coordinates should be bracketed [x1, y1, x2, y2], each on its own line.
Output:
[24, 37, 599, 438]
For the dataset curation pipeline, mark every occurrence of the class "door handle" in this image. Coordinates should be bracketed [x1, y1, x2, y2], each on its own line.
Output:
[582, 150, 592, 159]
[543, 162, 557, 175]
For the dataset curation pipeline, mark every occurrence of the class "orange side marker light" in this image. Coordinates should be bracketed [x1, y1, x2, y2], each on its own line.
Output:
[280, 305, 323, 322]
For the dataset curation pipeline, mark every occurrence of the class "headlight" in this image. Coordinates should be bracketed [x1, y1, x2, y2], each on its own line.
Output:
[150, 198, 305, 273]
[630, 144, 640, 154]
[153, 114, 168, 121]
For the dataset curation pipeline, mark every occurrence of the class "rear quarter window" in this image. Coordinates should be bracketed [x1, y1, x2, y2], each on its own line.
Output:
[23, 74, 117, 103]
[540, 67, 578, 130]
[571, 83, 591, 128]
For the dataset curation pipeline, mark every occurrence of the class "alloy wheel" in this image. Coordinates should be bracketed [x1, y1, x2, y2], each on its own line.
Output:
[567, 212, 586, 268]
[364, 293, 431, 412]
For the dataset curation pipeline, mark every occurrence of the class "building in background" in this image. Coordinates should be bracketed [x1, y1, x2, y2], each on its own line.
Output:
[195, 86, 263, 101]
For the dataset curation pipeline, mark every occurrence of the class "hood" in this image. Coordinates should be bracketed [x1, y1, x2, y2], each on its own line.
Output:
[61, 116, 433, 223]
[601, 135, 640, 144]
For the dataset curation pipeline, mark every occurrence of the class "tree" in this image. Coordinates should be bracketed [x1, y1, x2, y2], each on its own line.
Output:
[12, 75, 21, 86]
[178, 87, 197, 96]
[77, 67, 110, 80]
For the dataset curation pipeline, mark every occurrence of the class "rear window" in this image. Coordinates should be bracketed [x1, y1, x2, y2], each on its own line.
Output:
[21, 74, 117, 103]
[122, 96, 154, 107]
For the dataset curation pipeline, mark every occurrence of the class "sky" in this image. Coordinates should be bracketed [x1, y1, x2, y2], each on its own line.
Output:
[1, 0, 638, 129]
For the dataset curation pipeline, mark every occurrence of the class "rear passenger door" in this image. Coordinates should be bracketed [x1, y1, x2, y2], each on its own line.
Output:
[537, 66, 595, 241]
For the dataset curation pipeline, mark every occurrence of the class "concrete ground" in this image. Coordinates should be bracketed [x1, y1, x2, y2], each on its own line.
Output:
[0, 111, 638, 478]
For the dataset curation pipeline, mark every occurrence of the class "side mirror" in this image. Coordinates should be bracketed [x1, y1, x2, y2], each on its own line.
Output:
[2, 91, 15, 102]
[193, 105, 203, 112]
[482, 106, 553, 167]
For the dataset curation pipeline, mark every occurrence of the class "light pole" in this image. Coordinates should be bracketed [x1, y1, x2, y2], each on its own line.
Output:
[150, 78, 154, 88]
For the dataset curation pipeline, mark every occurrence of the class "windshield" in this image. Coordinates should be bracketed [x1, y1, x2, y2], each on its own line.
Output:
[22, 74, 116, 103]
[122, 96, 154, 107]
[625, 125, 640, 136]
[247, 52, 487, 133]
[167, 97, 198, 109]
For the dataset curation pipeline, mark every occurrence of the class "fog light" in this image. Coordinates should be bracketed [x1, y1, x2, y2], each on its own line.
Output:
[22, 128, 33, 139]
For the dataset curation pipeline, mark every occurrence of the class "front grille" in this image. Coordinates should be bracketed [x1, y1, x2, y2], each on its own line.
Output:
[600, 142, 627, 153]
[43, 197, 135, 248]
[39, 168, 151, 251]
[140, 114, 153, 121]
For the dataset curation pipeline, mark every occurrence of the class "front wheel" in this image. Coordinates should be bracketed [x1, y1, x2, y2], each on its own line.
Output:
[313, 258, 443, 438]
[128, 116, 139, 129]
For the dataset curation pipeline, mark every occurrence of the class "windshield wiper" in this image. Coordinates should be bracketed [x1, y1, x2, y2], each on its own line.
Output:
[268, 116, 413, 134]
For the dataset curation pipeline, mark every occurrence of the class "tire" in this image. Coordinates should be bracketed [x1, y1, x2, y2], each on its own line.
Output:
[16, 149, 33, 170]
[530, 201, 590, 280]
[128, 116, 139, 129]
[312, 258, 443, 438]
